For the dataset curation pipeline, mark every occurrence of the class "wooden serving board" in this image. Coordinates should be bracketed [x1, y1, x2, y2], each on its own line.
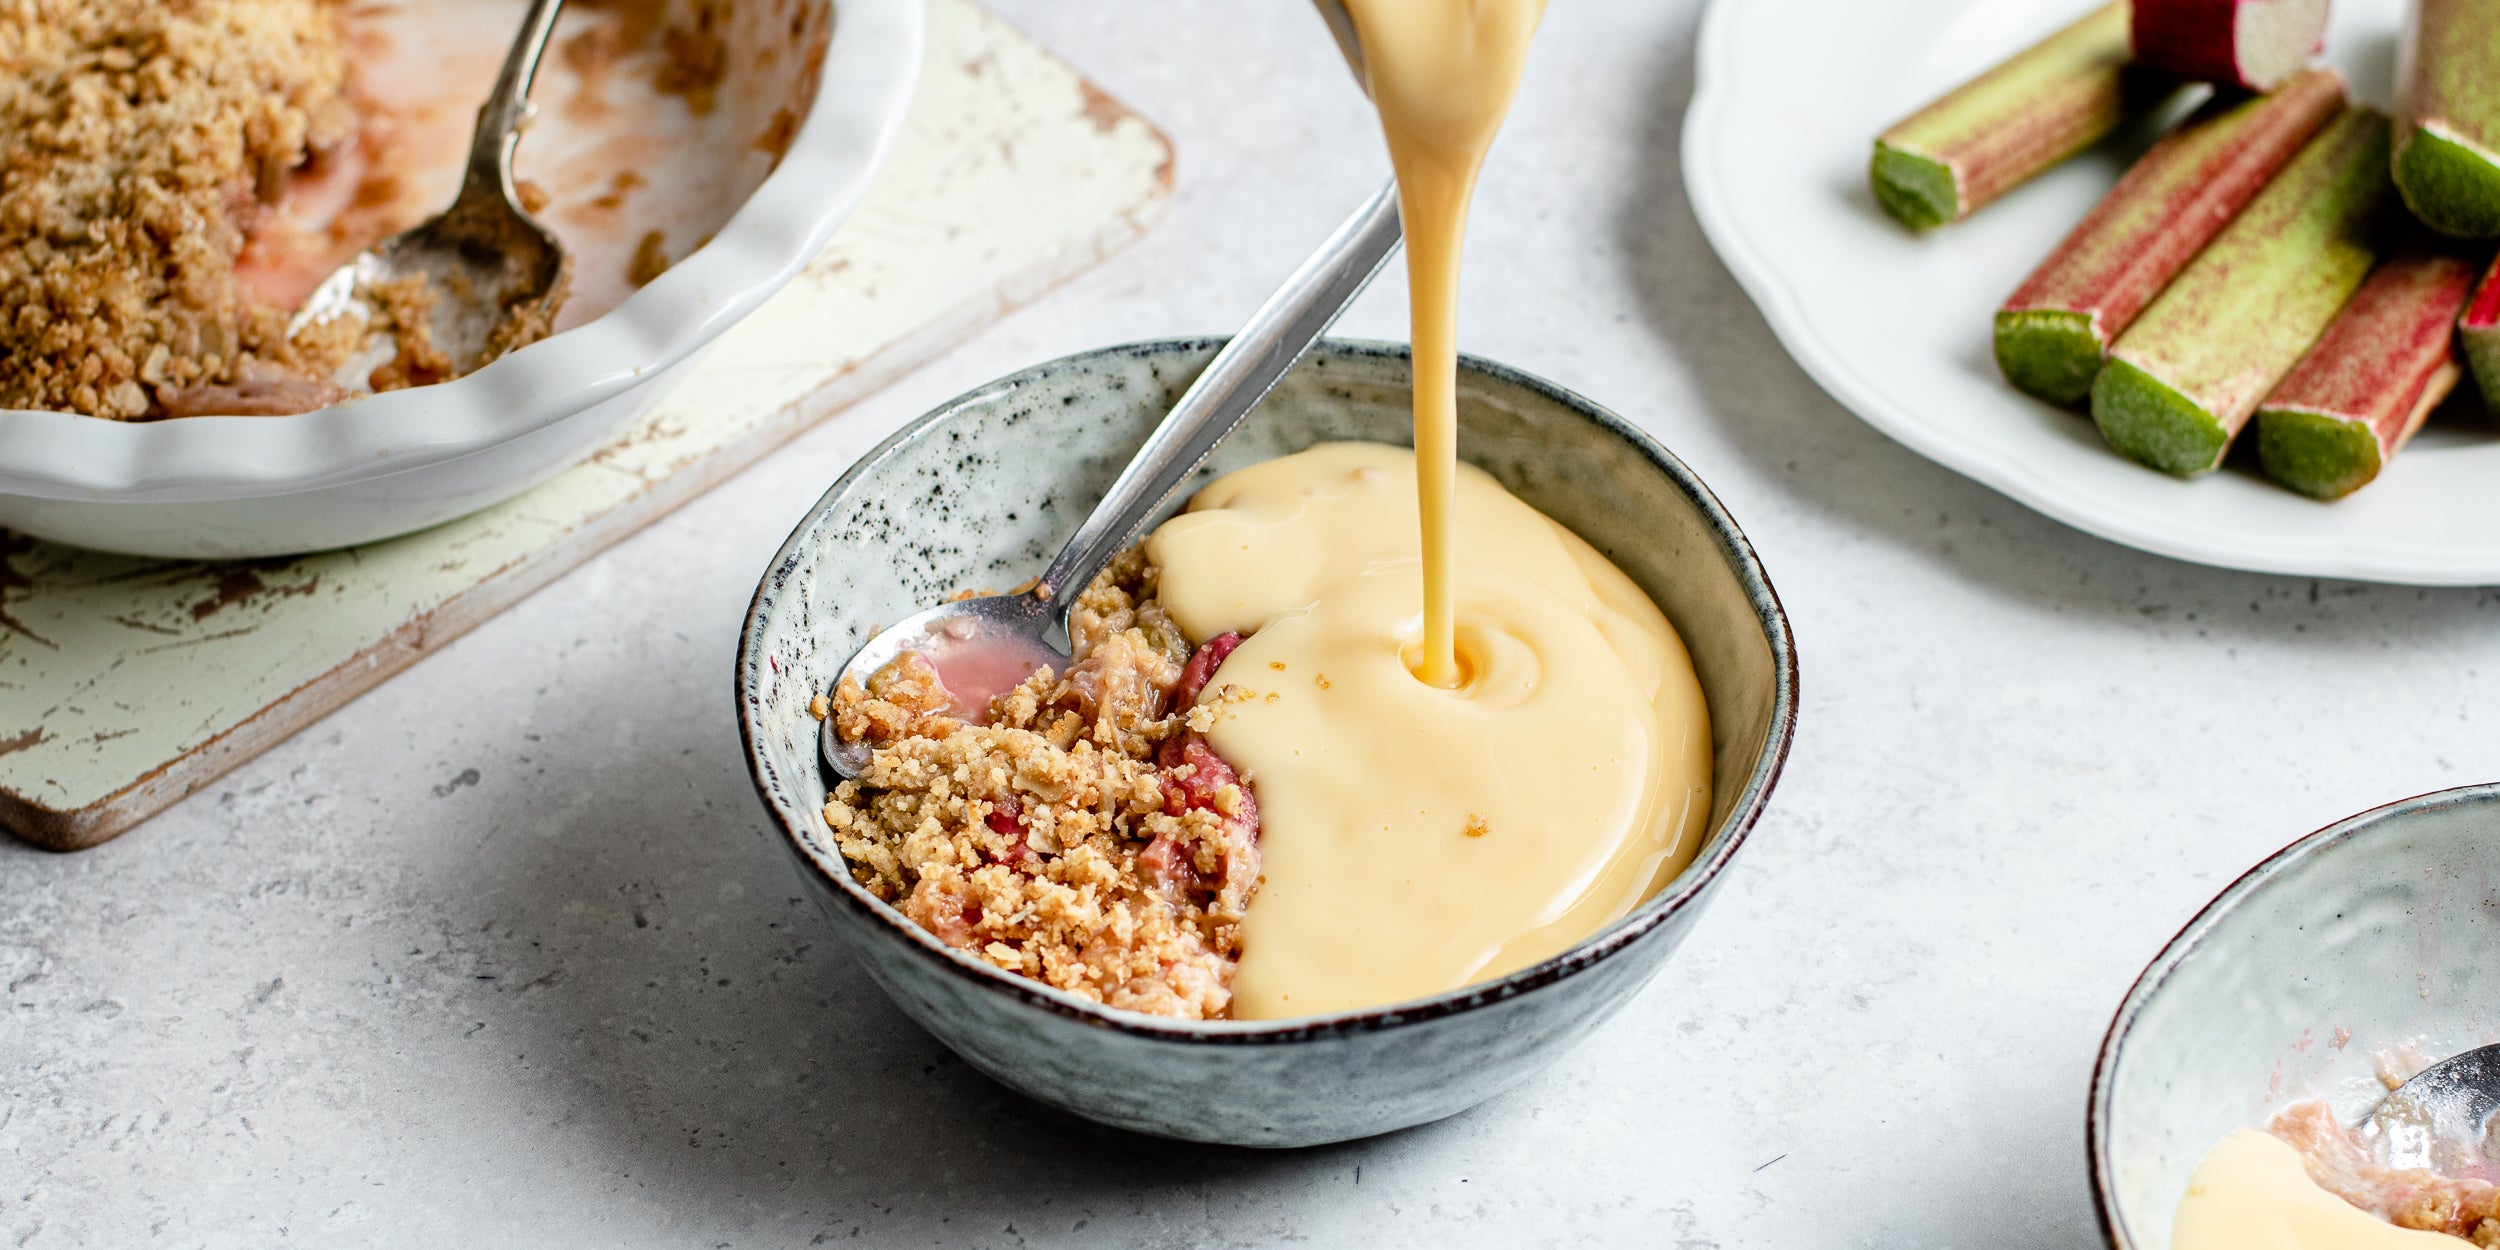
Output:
[0, 0, 1174, 852]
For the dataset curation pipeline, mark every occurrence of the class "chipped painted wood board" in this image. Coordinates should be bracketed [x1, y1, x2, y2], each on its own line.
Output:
[0, 0, 1174, 853]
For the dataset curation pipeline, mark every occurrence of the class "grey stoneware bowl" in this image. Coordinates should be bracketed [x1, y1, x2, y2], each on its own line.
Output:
[2091, 782, 2500, 1248]
[735, 339, 1797, 1147]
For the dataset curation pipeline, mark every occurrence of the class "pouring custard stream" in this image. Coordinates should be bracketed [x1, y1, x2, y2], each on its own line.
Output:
[1342, 0, 1547, 689]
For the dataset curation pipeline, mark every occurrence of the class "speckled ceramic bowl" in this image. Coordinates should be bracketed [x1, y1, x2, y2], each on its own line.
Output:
[735, 339, 1797, 1147]
[2091, 783, 2500, 1248]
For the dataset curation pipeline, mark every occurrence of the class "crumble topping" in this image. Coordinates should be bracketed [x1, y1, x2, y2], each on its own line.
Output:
[0, 0, 366, 419]
[819, 549, 1264, 1021]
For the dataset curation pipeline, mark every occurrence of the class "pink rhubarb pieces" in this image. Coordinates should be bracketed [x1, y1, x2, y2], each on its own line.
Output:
[1997, 67, 2346, 403]
[2131, 0, 2330, 91]
[2253, 239, 2484, 499]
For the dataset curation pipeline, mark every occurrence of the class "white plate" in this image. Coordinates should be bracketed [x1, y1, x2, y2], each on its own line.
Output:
[1682, 0, 2500, 585]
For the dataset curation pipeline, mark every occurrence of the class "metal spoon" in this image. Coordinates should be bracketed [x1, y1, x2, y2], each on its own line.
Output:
[819, 179, 1405, 780]
[2366, 1043, 2500, 1176]
[1310, 0, 1370, 86]
[290, 0, 571, 384]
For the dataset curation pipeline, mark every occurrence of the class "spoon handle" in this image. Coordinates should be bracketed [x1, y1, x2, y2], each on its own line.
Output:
[1310, 0, 1371, 88]
[465, 0, 570, 191]
[1033, 179, 1405, 624]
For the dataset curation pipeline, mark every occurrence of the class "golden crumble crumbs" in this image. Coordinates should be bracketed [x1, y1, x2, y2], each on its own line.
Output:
[0, 0, 368, 419]
[823, 548, 1263, 1021]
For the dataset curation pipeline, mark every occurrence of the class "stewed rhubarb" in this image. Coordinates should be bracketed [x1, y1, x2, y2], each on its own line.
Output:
[2092, 106, 2396, 477]
[1871, 3, 2153, 231]
[2253, 239, 2481, 500]
[1998, 67, 2346, 403]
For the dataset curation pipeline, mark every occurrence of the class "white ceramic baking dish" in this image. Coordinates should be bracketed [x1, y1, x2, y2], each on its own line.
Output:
[0, 0, 922, 559]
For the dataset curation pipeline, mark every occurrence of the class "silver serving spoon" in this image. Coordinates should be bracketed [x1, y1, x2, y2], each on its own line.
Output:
[819, 179, 1405, 780]
[2366, 1043, 2500, 1176]
[290, 0, 571, 384]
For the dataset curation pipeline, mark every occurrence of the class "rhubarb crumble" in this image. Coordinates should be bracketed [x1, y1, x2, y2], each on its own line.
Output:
[0, 0, 371, 418]
[0, 0, 571, 420]
[817, 549, 1264, 1021]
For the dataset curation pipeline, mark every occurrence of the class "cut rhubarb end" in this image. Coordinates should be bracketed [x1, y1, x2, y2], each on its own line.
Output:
[2252, 239, 2479, 497]
[2396, 0, 2500, 239]
[1870, 2, 2139, 230]
[1995, 308, 2105, 404]
[2254, 411, 2384, 499]
[2463, 252, 2500, 413]
[2394, 125, 2500, 238]
[2132, 0, 2330, 90]
[1998, 68, 2346, 404]
[1871, 142, 1957, 230]
[2094, 358, 2232, 476]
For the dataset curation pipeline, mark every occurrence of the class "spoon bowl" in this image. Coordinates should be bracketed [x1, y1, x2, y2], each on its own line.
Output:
[819, 592, 1066, 778]
[290, 0, 571, 388]
[2369, 1042, 2500, 1177]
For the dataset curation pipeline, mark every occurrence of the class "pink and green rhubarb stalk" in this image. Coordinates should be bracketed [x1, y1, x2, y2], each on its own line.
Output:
[2253, 239, 2482, 500]
[2091, 106, 2396, 476]
[2394, 0, 2500, 238]
[1871, 3, 2143, 230]
[1998, 67, 2346, 403]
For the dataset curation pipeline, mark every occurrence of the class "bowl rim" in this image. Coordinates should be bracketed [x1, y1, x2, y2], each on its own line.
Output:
[2085, 780, 2500, 1249]
[0, 0, 924, 505]
[734, 336, 1800, 1043]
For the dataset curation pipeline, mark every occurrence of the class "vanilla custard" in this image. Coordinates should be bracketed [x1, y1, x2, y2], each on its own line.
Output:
[2175, 1130, 2473, 1249]
[1147, 444, 1712, 1019]
[1135, 0, 1711, 1019]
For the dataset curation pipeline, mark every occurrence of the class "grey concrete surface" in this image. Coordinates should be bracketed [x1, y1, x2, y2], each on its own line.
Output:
[10, 2, 2500, 1246]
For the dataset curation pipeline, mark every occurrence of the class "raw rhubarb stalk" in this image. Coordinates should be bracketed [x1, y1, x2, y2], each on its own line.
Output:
[1871, 3, 2142, 230]
[2131, 0, 2330, 91]
[2462, 251, 2500, 411]
[2252, 240, 2480, 499]
[1997, 67, 2346, 403]
[2091, 106, 2394, 476]
[2394, 0, 2500, 238]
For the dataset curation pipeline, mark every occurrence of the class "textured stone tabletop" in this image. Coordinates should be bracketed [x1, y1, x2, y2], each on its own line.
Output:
[8, 2, 2499, 1246]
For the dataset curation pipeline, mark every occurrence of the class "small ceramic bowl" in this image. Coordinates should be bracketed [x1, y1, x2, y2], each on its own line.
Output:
[736, 339, 1797, 1147]
[2091, 782, 2500, 1248]
[0, 0, 921, 559]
